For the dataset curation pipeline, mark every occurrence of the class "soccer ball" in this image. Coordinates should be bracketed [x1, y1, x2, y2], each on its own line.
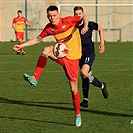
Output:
[53, 43, 69, 58]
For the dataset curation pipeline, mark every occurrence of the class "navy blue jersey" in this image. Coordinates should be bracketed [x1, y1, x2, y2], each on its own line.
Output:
[78, 21, 98, 55]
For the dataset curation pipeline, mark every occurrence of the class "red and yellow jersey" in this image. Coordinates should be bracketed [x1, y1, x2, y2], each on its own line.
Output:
[39, 16, 82, 59]
[12, 17, 27, 32]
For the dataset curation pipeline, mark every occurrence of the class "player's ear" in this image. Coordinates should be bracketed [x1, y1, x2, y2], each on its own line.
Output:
[47, 15, 50, 21]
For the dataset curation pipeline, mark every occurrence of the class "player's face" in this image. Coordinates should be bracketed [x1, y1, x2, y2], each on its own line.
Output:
[47, 10, 60, 25]
[17, 12, 22, 17]
[74, 9, 84, 18]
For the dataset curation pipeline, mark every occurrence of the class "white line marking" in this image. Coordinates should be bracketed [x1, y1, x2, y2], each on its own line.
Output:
[0, 69, 132, 73]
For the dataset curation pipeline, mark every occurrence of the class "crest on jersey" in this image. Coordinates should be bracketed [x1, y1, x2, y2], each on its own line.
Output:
[62, 25, 66, 29]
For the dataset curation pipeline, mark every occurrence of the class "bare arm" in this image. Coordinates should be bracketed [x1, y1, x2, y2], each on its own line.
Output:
[13, 36, 42, 51]
[25, 21, 32, 28]
[98, 25, 105, 54]
[12, 23, 17, 32]
[80, 14, 89, 34]
[82, 15, 89, 29]
[20, 37, 42, 47]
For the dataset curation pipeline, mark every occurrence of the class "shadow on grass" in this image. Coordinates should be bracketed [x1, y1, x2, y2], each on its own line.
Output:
[0, 97, 132, 118]
[0, 115, 73, 126]
[0, 97, 74, 126]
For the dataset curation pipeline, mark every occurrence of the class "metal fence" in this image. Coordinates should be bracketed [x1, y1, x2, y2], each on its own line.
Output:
[0, 0, 133, 42]
[58, 3, 133, 42]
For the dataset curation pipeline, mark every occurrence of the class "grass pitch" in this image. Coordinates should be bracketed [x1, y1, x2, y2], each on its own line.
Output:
[0, 42, 132, 133]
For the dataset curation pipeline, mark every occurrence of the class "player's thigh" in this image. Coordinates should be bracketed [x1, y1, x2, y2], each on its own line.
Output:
[15, 32, 24, 41]
[41, 45, 56, 58]
[54, 58, 79, 82]
[65, 59, 79, 82]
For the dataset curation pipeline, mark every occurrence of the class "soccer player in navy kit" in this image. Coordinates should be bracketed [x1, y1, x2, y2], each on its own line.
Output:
[74, 6, 108, 108]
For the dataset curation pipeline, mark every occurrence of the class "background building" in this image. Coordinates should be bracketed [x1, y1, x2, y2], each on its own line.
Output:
[0, 0, 133, 42]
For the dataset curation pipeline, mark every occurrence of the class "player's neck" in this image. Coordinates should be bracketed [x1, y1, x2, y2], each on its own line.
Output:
[18, 15, 22, 18]
[52, 18, 60, 26]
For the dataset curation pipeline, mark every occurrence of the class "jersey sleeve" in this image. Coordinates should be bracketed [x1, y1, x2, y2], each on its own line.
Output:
[89, 21, 98, 30]
[12, 18, 16, 24]
[66, 16, 81, 27]
[39, 25, 49, 38]
[23, 17, 27, 23]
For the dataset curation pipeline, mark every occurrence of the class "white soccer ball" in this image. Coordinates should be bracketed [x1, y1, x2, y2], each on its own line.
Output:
[53, 43, 69, 58]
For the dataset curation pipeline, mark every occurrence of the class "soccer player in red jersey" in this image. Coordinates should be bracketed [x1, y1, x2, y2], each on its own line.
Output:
[13, 6, 89, 127]
[12, 10, 32, 55]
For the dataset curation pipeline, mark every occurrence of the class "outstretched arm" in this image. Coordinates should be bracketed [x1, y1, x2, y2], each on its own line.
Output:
[13, 36, 42, 51]
[98, 25, 105, 54]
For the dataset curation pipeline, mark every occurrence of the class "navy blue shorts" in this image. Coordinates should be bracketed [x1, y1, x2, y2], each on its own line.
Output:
[79, 52, 95, 69]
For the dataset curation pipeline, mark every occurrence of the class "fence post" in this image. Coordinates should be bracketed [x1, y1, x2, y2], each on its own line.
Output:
[95, 0, 98, 42]
[25, 0, 28, 41]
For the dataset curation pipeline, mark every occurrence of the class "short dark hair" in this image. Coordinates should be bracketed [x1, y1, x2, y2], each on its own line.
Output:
[17, 10, 22, 13]
[47, 5, 58, 13]
[74, 6, 84, 13]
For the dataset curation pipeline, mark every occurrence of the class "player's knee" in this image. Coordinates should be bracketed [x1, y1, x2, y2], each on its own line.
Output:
[41, 46, 53, 57]
[18, 39, 22, 44]
[69, 81, 78, 94]
[88, 71, 94, 83]
[80, 70, 88, 78]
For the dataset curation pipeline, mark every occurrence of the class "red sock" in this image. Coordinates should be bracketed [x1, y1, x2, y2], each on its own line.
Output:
[18, 42, 24, 51]
[72, 91, 80, 115]
[33, 56, 47, 81]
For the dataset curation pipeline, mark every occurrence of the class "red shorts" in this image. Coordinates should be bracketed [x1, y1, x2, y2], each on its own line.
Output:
[15, 32, 24, 40]
[54, 58, 79, 82]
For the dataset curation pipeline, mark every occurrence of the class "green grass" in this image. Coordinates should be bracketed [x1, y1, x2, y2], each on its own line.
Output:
[0, 42, 132, 133]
